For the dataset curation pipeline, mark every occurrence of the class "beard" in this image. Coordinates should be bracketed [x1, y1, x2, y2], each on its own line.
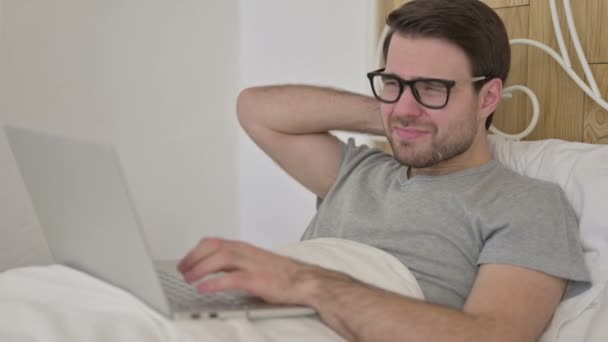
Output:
[387, 115, 478, 168]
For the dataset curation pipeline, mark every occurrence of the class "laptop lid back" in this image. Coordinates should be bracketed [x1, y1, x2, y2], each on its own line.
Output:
[4, 125, 171, 316]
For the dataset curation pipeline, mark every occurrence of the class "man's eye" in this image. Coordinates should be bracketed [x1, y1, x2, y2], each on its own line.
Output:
[383, 79, 399, 87]
[420, 81, 445, 92]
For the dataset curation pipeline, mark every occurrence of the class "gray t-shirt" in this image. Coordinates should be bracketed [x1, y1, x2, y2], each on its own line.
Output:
[301, 139, 590, 309]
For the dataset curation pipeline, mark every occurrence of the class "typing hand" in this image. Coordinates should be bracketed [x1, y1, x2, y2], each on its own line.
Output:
[177, 237, 317, 305]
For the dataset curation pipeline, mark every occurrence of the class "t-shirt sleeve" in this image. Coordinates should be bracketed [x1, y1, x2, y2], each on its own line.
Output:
[316, 138, 383, 209]
[478, 184, 590, 283]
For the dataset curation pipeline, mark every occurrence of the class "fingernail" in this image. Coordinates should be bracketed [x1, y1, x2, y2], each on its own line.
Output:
[183, 273, 193, 283]
[197, 282, 209, 292]
[176, 259, 185, 270]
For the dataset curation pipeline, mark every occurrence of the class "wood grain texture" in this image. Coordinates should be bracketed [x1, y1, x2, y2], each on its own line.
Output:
[492, 6, 531, 136]
[377, 0, 394, 39]
[393, 0, 410, 8]
[482, 0, 529, 9]
[525, 0, 584, 141]
[576, 0, 608, 64]
[584, 65, 608, 144]
[377, 0, 411, 46]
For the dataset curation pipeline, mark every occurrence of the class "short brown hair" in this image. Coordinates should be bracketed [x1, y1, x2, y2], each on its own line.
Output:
[382, 0, 510, 129]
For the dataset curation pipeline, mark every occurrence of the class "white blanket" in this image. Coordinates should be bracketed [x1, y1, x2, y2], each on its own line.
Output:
[0, 238, 424, 342]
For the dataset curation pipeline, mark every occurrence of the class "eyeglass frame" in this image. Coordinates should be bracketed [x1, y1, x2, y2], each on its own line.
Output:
[366, 68, 487, 109]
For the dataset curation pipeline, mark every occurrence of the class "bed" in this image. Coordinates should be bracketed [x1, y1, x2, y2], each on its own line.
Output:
[1, 1, 608, 341]
[374, 1, 608, 341]
[1, 134, 607, 342]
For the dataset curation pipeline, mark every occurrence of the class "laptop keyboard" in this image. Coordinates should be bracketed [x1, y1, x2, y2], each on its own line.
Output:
[156, 267, 265, 311]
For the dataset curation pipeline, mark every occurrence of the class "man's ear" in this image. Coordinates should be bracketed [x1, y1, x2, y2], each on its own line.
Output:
[478, 78, 503, 121]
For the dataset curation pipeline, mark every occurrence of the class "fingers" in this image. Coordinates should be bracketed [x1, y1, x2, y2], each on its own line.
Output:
[178, 238, 260, 284]
[197, 271, 250, 293]
[177, 237, 223, 273]
[182, 245, 253, 283]
[177, 238, 304, 301]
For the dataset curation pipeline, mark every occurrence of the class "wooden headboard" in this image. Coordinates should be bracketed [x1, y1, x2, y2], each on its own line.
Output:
[378, 0, 608, 144]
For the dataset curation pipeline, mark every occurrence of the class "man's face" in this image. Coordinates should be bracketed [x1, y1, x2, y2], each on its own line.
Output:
[381, 34, 483, 168]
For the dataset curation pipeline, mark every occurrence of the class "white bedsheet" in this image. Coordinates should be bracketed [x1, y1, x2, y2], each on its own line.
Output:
[0, 238, 424, 342]
[3, 236, 606, 341]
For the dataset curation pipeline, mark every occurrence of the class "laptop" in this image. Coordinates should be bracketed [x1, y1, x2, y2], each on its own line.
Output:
[4, 125, 315, 320]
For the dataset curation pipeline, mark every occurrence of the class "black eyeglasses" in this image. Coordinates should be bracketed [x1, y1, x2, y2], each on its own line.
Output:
[366, 68, 486, 109]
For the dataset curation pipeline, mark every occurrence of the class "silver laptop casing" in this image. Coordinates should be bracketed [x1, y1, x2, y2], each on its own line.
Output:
[5, 125, 314, 320]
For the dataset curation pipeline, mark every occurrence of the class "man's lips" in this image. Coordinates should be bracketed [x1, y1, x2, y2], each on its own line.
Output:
[393, 127, 430, 140]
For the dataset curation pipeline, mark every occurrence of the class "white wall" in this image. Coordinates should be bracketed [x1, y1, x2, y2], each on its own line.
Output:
[0, 0, 240, 268]
[239, 0, 376, 248]
[0, 0, 378, 271]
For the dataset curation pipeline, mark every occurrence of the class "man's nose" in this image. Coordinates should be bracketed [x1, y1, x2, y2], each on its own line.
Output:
[392, 86, 424, 118]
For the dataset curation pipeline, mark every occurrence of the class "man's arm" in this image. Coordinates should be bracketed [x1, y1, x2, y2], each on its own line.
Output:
[178, 238, 566, 342]
[306, 263, 565, 342]
[236, 85, 382, 198]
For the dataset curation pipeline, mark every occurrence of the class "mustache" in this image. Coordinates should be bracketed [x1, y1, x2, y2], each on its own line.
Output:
[389, 117, 436, 131]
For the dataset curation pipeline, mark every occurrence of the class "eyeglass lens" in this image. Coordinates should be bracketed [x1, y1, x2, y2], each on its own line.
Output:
[372, 74, 449, 108]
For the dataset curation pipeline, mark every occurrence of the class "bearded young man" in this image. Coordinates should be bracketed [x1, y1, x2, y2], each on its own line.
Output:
[178, 1, 589, 341]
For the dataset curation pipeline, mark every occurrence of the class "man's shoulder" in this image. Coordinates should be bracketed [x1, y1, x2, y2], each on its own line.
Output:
[338, 138, 396, 175]
[487, 160, 565, 202]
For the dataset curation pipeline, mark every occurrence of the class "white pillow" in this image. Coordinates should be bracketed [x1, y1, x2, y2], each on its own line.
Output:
[489, 134, 608, 341]
[489, 135, 608, 282]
